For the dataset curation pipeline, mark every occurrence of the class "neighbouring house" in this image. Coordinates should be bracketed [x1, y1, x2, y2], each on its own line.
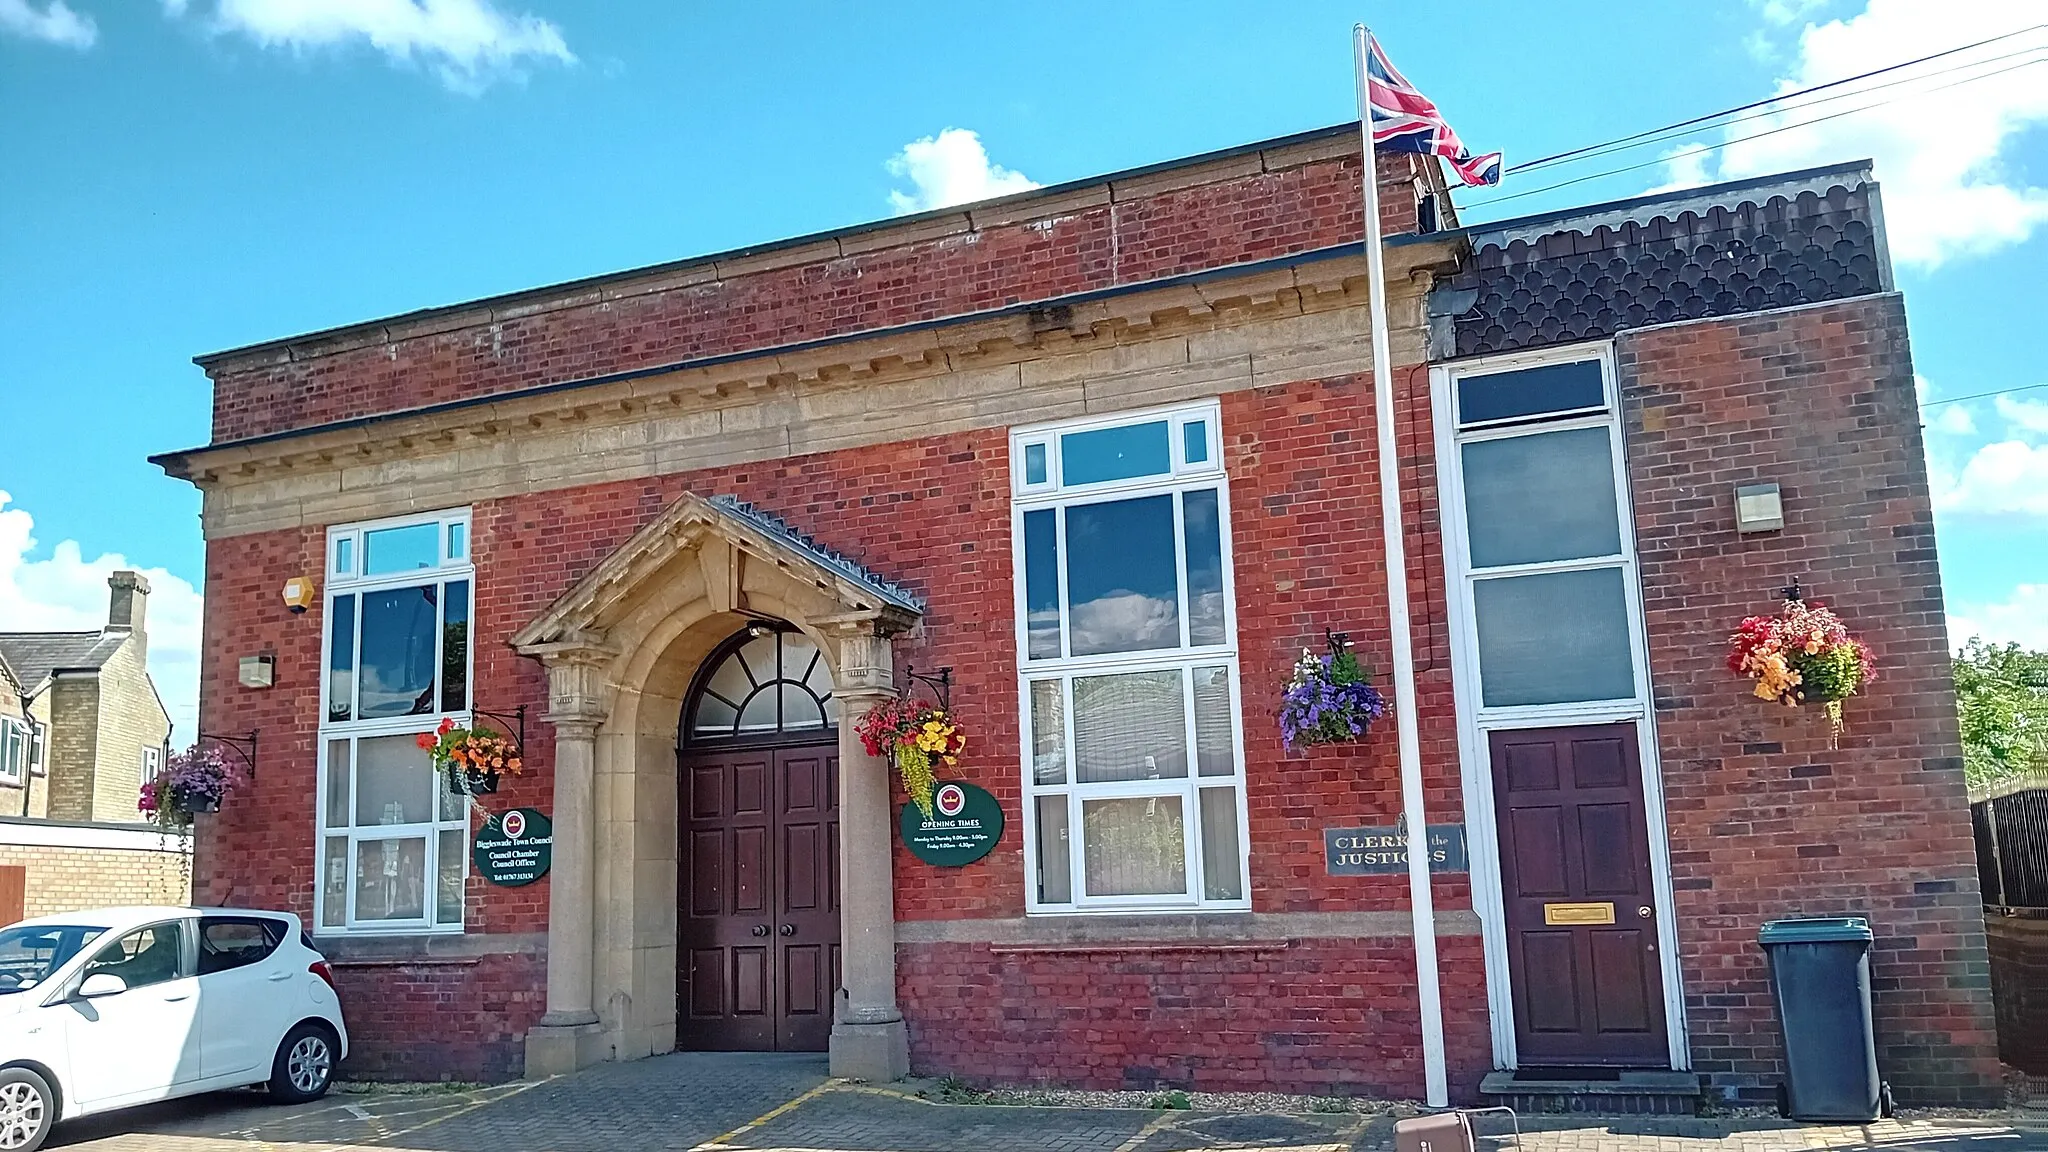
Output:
[0, 573, 187, 921]
[153, 122, 1999, 1108]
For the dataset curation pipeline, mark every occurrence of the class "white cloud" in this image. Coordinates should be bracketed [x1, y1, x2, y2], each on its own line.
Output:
[0, 493, 201, 744]
[1930, 404, 1977, 436]
[1700, 1, 2048, 269]
[170, 0, 574, 93]
[1649, 142, 1714, 194]
[886, 128, 1039, 215]
[1949, 584, 2048, 651]
[1993, 393, 2048, 435]
[1934, 439, 2048, 517]
[0, 0, 96, 48]
[1752, 0, 1832, 25]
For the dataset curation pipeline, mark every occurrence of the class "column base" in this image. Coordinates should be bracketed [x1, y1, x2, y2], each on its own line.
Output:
[828, 1019, 910, 1082]
[524, 1021, 609, 1079]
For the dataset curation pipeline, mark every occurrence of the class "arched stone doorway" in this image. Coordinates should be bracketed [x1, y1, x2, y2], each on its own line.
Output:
[675, 624, 842, 1051]
[508, 493, 921, 1081]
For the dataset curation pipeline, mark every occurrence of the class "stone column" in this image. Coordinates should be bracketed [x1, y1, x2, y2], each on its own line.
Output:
[525, 642, 614, 1077]
[829, 626, 911, 1080]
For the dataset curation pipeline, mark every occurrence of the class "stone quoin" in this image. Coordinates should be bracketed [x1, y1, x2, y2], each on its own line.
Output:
[153, 124, 1998, 1106]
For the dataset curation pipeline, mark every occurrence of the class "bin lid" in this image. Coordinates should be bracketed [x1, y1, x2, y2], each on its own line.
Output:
[1758, 916, 1873, 944]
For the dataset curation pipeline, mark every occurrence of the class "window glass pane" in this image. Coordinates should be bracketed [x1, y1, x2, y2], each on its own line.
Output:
[1023, 441, 1049, 486]
[1029, 680, 1066, 785]
[438, 771, 465, 822]
[778, 683, 827, 730]
[1060, 420, 1171, 486]
[447, 521, 468, 561]
[441, 580, 470, 714]
[324, 739, 351, 829]
[1073, 670, 1187, 782]
[354, 838, 427, 921]
[321, 838, 348, 927]
[363, 523, 442, 575]
[1065, 495, 1180, 656]
[693, 693, 738, 737]
[436, 829, 466, 925]
[84, 923, 183, 989]
[199, 918, 280, 975]
[1036, 795, 1071, 904]
[1183, 419, 1209, 465]
[1473, 567, 1637, 707]
[1462, 426, 1622, 568]
[1199, 787, 1244, 900]
[1022, 510, 1061, 660]
[1183, 489, 1226, 646]
[333, 536, 354, 576]
[326, 593, 355, 724]
[354, 734, 434, 826]
[358, 585, 439, 718]
[1193, 665, 1235, 777]
[737, 689, 778, 732]
[1083, 796, 1187, 897]
[1457, 360, 1605, 426]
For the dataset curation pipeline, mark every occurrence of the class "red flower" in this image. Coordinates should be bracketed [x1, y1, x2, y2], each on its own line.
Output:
[415, 732, 436, 750]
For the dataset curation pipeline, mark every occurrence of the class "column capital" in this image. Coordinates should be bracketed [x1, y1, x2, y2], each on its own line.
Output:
[830, 629, 895, 702]
[529, 637, 617, 727]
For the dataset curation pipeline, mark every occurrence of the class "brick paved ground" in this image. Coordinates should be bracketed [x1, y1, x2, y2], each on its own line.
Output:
[37, 1054, 2048, 1152]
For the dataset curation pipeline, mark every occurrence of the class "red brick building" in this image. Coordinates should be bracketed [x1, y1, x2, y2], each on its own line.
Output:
[155, 124, 1999, 1108]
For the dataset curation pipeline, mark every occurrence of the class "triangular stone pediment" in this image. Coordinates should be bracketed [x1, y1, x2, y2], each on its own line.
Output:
[510, 492, 922, 653]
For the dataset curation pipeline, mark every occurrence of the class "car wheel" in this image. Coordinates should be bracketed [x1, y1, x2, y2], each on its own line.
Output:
[268, 1023, 338, 1104]
[0, 1067, 55, 1152]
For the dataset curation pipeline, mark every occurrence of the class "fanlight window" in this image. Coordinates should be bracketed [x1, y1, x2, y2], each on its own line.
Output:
[687, 628, 839, 742]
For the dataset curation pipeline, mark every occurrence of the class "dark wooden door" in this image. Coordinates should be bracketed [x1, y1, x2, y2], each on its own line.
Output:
[677, 743, 839, 1052]
[1491, 723, 1668, 1067]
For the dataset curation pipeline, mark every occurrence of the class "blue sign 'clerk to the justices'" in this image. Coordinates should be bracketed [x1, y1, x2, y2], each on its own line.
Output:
[1323, 824, 1468, 876]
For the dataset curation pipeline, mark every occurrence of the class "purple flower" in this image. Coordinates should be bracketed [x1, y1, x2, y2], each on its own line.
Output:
[1279, 645, 1387, 752]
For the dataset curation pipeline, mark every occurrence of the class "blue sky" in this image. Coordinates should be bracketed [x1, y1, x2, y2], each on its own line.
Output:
[1, 0, 2043, 740]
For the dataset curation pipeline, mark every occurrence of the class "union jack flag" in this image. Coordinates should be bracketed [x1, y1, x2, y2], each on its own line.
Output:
[1366, 34, 1502, 187]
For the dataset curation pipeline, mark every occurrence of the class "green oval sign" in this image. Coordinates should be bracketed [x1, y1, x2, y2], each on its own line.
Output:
[901, 782, 1003, 867]
[474, 807, 552, 887]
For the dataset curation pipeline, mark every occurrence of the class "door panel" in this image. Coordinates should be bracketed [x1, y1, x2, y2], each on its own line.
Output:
[64, 921, 201, 1105]
[677, 742, 840, 1053]
[1492, 723, 1668, 1066]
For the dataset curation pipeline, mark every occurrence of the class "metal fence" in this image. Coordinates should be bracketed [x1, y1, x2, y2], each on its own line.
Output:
[1972, 771, 2048, 912]
[1974, 768, 2048, 1082]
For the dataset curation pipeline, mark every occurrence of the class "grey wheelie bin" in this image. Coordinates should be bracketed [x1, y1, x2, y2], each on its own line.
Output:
[1757, 916, 1890, 1121]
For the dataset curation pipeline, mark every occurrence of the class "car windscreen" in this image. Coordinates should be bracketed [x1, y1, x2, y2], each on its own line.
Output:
[0, 924, 107, 993]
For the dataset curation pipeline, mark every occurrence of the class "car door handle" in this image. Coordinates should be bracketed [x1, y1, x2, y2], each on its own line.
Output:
[266, 972, 293, 981]
[162, 992, 192, 1002]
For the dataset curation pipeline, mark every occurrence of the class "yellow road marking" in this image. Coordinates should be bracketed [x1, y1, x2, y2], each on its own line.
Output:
[689, 1080, 836, 1151]
[1110, 1109, 1180, 1152]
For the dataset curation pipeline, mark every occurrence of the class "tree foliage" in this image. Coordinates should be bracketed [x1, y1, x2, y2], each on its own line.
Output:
[1953, 638, 2048, 791]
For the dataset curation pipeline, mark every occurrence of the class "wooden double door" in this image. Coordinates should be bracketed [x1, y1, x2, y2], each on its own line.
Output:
[1491, 723, 1668, 1067]
[677, 743, 840, 1052]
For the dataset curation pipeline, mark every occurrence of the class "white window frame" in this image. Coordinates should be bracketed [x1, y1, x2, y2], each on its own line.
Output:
[1432, 342, 1689, 1071]
[316, 507, 475, 936]
[0, 719, 24, 787]
[1011, 401, 1251, 915]
[140, 745, 161, 785]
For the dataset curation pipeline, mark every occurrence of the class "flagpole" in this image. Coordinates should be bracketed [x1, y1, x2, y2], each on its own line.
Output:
[1355, 21, 1448, 1110]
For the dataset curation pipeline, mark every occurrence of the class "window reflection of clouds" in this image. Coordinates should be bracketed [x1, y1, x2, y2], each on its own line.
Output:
[1065, 495, 1180, 656]
[358, 585, 438, 717]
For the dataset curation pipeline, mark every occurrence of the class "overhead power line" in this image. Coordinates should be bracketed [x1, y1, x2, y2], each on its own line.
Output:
[1921, 382, 2048, 409]
[1508, 23, 2047, 175]
[1459, 52, 2048, 211]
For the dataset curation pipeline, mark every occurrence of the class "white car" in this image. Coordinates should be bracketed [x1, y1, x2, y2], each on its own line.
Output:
[0, 906, 348, 1152]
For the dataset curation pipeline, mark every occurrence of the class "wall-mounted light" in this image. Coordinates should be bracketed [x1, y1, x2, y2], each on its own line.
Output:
[1735, 483, 1785, 534]
[281, 576, 316, 614]
[239, 655, 275, 689]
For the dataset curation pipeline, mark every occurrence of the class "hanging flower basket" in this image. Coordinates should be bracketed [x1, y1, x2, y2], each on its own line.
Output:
[1728, 596, 1874, 744]
[418, 718, 522, 804]
[139, 744, 238, 832]
[1280, 633, 1388, 752]
[856, 697, 966, 821]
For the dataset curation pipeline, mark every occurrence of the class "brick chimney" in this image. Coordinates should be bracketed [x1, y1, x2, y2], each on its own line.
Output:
[107, 570, 150, 656]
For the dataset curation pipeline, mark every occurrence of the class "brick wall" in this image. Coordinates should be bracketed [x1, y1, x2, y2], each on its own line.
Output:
[0, 830, 188, 921]
[92, 635, 169, 823]
[1619, 294, 1999, 1106]
[198, 148, 1426, 443]
[329, 952, 546, 1082]
[43, 677, 101, 823]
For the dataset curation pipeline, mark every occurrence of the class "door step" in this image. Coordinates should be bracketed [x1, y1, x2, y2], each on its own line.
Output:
[1478, 1069, 1702, 1116]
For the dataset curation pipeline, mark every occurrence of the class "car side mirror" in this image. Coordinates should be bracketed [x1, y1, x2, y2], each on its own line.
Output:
[77, 973, 127, 999]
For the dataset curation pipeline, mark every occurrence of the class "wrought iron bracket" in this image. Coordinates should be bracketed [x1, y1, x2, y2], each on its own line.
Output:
[472, 705, 528, 758]
[197, 730, 259, 777]
[1782, 578, 1805, 603]
[902, 665, 953, 713]
[1326, 629, 1352, 659]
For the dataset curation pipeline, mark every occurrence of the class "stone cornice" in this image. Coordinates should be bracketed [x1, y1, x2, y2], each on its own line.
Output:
[162, 238, 1458, 503]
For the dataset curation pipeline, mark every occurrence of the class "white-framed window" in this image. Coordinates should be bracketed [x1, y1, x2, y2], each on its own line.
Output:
[1443, 347, 1649, 719]
[140, 745, 161, 783]
[0, 719, 26, 786]
[1011, 401, 1250, 914]
[317, 507, 474, 934]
